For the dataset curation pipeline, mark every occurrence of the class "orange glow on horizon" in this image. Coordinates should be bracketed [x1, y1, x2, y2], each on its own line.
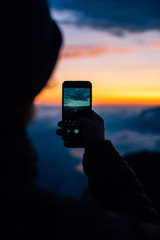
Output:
[34, 40, 160, 107]
[34, 87, 160, 106]
[92, 97, 160, 106]
[34, 86, 61, 105]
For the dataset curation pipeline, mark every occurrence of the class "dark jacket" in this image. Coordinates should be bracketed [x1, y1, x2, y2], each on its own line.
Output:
[3, 128, 160, 239]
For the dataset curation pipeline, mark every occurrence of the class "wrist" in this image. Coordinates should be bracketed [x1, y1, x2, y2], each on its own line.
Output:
[83, 140, 121, 177]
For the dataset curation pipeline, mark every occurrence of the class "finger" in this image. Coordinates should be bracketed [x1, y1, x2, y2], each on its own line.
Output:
[64, 141, 76, 148]
[92, 110, 104, 123]
[58, 121, 63, 127]
[64, 141, 83, 148]
[56, 129, 62, 136]
[92, 110, 101, 119]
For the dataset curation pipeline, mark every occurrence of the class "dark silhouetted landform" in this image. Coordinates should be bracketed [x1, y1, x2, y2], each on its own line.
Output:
[81, 150, 160, 216]
[124, 151, 160, 214]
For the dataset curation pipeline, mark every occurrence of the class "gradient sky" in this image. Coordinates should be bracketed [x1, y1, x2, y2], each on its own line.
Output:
[35, 0, 160, 106]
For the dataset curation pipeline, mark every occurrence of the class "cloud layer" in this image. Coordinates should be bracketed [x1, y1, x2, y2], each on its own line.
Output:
[59, 41, 160, 59]
[48, 0, 160, 34]
[60, 45, 136, 59]
[27, 105, 160, 197]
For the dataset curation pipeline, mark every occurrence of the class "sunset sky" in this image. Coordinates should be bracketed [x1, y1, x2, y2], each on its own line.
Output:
[35, 0, 160, 106]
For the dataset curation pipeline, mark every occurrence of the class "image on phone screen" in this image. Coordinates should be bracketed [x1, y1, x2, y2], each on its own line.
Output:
[64, 87, 91, 113]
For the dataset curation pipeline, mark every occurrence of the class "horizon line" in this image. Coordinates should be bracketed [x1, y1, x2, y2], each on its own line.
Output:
[34, 102, 160, 107]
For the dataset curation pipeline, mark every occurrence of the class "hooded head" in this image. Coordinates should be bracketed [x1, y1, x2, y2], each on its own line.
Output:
[1, 0, 62, 109]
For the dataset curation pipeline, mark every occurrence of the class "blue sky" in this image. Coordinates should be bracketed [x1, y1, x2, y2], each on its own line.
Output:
[47, 0, 160, 33]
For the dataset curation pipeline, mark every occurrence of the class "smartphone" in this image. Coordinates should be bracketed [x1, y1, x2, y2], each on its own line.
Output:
[62, 81, 92, 147]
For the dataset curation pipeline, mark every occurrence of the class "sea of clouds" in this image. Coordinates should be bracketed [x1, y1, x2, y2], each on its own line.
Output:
[27, 105, 160, 198]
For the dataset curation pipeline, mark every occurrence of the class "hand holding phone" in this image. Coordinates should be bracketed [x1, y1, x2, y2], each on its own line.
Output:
[78, 111, 105, 148]
[57, 110, 105, 148]
[56, 81, 105, 148]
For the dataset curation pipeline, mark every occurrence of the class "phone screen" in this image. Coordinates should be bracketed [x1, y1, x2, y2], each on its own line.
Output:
[62, 81, 92, 146]
[63, 87, 91, 115]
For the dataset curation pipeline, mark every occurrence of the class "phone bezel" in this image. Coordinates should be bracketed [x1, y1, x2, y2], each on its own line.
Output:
[62, 80, 92, 145]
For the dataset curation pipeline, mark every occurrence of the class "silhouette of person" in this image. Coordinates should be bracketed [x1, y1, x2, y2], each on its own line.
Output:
[2, 0, 160, 239]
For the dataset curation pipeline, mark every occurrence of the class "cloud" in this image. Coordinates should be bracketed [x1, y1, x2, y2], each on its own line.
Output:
[64, 88, 90, 101]
[150, 42, 160, 49]
[69, 149, 84, 159]
[48, 0, 160, 34]
[35, 105, 61, 119]
[59, 45, 136, 59]
[59, 41, 160, 59]
[127, 107, 160, 133]
[110, 130, 160, 155]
